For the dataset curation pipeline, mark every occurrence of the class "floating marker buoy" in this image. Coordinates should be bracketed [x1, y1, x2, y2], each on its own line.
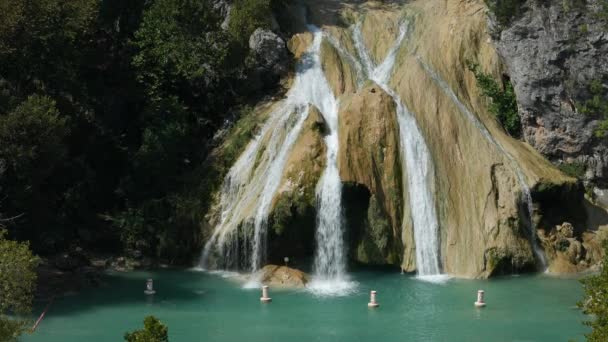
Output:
[260, 285, 272, 303]
[368, 290, 379, 308]
[144, 279, 156, 295]
[474, 290, 486, 308]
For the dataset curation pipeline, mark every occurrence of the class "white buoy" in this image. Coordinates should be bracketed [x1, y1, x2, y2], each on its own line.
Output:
[474, 290, 486, 308]
[368, 290, 379, 308]
[260, 285, 272, 303]
[144, 279, 156, 295]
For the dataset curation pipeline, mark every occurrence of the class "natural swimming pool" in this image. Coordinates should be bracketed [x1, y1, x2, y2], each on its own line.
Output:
[24, 269, 589, 341]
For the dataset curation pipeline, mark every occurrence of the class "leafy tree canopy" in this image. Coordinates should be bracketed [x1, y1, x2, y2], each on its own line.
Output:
[0, 228, 39, 342]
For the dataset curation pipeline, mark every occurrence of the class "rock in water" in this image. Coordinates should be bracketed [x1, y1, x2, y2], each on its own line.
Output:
[255, 265, 310, 288]
[249, 29, 288, 85]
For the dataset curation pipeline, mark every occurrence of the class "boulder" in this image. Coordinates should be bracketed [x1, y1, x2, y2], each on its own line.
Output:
[255, 265, 310, 288]
[249, 29, 289, 85]
[544, 223, 608, 273]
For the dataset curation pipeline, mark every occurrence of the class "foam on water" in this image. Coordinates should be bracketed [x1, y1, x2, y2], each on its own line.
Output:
[306, 278, 358, 297]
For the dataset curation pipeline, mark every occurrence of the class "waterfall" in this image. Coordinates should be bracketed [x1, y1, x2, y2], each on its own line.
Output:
[418, 60, 547, 269]
[200, 26, 345, 275]
[306, 26, 358, 296]
[351, 21, 444, 278]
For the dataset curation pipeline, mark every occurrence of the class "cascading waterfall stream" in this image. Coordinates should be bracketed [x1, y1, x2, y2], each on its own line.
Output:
[200, 26, 351, 281]
[306, 26, 356, 296]
[418, 60, 547, 269]
[351, 21, 444, 278]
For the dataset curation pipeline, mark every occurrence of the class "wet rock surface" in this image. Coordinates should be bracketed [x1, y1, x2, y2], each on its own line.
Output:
[255, 264, 310, 288]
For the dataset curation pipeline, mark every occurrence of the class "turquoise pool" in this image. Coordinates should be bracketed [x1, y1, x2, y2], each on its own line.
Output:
[24, 269, 589, 341]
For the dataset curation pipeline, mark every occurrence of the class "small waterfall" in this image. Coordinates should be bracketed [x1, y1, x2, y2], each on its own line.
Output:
[418, 60, 547, 269]
[200, 101, 309, 272]
[307, 26, 357, 296]
[201, 26, 347, 275]
[351, 22, 444, 278]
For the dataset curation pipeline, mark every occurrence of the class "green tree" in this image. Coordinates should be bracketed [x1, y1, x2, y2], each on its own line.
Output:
[0, 95, 69, 241]
[579, 241, 608, 341]
[228, 0, 273, 45]
[124, 316, 169, 342]
[0, 0, 98, 107]
[0, 229, 40, 341]
[132, 0, 232, 111]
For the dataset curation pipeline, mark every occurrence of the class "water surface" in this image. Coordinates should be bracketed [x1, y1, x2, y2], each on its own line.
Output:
[24, 270, 589, 341]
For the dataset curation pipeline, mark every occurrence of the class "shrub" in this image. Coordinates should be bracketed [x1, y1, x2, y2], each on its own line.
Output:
[558, 162, 586, 179]
[579, 241, 608, 341]
[467, 62, 522, 137]
[578, 79, 608, 138]
[0, 229, 39, 341]
[124, 316, 168, 342]
[228, 0, 273, 45]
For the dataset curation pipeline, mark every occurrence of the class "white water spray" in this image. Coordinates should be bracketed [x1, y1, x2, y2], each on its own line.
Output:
[418, 59, 547, 269]
[201, 25, 351, 276]
[306, 26, 358, 295]
[351, 21, 444, 277]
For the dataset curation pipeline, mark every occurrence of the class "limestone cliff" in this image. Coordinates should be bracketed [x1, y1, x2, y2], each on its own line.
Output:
[202, 0, 606, 278]
[490, 0, 608, 185]
[338, 82, 405, 265]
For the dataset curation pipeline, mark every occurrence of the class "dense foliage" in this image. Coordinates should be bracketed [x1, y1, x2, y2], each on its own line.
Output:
[578, 79, 608, 138]
[484, 0, 527, 26]
[0, 229, 39, 341]
[0, 0, 284, 262]
[579, 241, 608, 341]
[467, 62, 522, 137]
[124, 316, 168, 342]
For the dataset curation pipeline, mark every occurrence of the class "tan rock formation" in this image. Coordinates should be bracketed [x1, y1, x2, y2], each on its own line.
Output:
[267, 106, 327, 260]
[255, 265, 310, 288]
[338, 82, 405, 265]
[320, 40, 358, 96]
[542, 223, 608, 273]
[288, 32, 313, 59]
[204, 0, 594, 278]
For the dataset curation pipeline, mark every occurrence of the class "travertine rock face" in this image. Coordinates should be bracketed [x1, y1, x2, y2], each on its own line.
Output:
[491, 1, 608, 184]
[204, 0, 602, 278]
[267, 106, 327, 263]
[255, 265, 310, 288]
[338, 83, 405, 265]
[387, 0, 575, 277]
[541, 223, 608, 273]
[320, 40, 358, 96]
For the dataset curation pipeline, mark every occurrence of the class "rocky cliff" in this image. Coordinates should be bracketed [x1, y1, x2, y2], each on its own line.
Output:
[490, 0, 608, 186]
[202, 0, 608, 278]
